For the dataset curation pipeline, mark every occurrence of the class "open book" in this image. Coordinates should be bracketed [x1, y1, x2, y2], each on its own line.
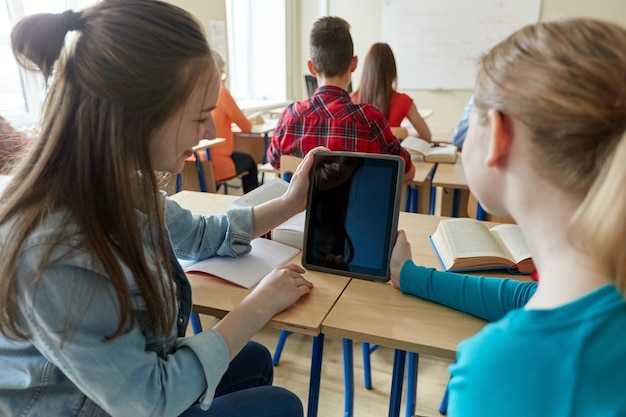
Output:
[430, 218, 534, 274]
[401, 137, 458, 163]
[177, 237, 300, 288]
[271, 211, 306, 249]
[232, 178, 289, 208]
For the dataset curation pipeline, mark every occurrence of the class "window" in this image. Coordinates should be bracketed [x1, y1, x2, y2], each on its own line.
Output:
[225, 0, 287, 102]
[1, 0, 97, 127]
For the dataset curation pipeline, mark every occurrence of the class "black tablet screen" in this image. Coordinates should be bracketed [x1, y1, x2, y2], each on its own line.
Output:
[303, 152, 403, 281]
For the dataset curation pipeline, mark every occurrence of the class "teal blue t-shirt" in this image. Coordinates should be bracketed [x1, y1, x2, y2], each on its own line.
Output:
[399, 262, 626, 416]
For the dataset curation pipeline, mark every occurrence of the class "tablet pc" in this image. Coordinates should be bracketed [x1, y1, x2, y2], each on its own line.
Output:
[302, 151, 404, 282]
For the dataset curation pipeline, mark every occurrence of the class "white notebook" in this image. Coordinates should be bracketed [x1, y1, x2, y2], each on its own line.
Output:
[177, 237, 300, 289]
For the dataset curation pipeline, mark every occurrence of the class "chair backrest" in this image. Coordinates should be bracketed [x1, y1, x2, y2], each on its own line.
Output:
[304, 74, 351, 98]
[233, 132, 266, 165]
[279, 155, 303, 177]
[304, 75, 317, 98]
[177, 160, 217, 193]
[390, 127, 409, 140]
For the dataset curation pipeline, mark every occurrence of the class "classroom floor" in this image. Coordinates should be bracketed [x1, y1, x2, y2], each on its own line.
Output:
[191, 315, 452, 417]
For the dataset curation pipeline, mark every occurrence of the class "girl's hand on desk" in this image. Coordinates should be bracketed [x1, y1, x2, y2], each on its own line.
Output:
[248, 263, 313, 318]
[390, 230, 413, 289]
[281, 146, 330, 212]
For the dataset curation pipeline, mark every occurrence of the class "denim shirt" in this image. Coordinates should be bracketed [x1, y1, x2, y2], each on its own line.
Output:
[0, 195, 253, 417]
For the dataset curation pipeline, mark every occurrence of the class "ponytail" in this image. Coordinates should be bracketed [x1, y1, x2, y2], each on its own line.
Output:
[11, 10, 84, 80]
[571, 133, 626, 292]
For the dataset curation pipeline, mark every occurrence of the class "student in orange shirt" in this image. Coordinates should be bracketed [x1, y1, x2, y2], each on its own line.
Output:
[352, 43, 431, 141]
[209, 53, 259, 193]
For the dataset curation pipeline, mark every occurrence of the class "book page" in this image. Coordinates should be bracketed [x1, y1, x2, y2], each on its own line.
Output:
[489, 224, 531, 264]
[400, 136, 432, 156]
[439, 218, 510, 260]
[271, 211, 305, 249]
[232, 178, 288, 207]
[424, 146, 458, 163]
[178, 238, 300, 289]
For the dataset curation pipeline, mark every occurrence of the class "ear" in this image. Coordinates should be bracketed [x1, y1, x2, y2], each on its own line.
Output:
[350, 56, 358, 73]
[485, 109, 512, 168]
[307, 60, 317, 77]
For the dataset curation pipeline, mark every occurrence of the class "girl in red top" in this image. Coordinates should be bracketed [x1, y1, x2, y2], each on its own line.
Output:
[352, 43, 432, 141]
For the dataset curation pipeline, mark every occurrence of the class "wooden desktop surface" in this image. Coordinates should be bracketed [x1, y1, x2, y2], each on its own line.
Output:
[194, 138, 226, 151]
[238, 99, 292, 116]
[322, 211, 531, 359]
[322, 279, 485, 359]
[232, 119, 278, 134]
[409, 161, 435, 185]
[170, 191, 350, 336]
[431, 158, 468, 189]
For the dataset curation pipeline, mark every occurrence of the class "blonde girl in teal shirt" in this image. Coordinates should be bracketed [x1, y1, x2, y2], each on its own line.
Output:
[391, 18, 626, 416]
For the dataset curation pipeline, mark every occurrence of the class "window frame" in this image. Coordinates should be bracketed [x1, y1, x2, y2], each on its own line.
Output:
[2, 0, 96, 127]
[225, 0, 293, 102]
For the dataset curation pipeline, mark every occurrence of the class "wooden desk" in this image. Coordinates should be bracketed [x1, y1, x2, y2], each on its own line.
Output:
[430, 159, 513, 223]
[195, 138, 226, 152]
[323, 278, 486, 359]
[323, 211, 528, 417]
[404, 161, 435, 214]
[170, 191, 350, 417]
[431, 159, 469, 217]
[237, 99, 292, 116]
[322, 211, 503, 356]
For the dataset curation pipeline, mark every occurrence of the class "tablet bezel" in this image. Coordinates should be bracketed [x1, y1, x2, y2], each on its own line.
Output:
[302, 151, 405, 282]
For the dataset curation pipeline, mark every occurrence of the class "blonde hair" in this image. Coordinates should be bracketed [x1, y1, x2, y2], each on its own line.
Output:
[1, 0, 215, 339]
[474, 19, 626, 290]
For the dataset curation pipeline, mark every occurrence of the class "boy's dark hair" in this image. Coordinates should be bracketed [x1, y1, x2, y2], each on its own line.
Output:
[309, 16, 353, 77]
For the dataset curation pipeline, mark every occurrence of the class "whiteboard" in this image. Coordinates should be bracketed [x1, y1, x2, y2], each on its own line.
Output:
[382, 0, 542, 90]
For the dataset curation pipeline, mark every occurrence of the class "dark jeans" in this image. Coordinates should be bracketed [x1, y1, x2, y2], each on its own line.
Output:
[231, 151, 259, 194]
[180, 341, 303, 417]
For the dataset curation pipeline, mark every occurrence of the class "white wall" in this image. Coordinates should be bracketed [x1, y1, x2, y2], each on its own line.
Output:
[318, 0, 626, 137]
[168, 0, 626, 137]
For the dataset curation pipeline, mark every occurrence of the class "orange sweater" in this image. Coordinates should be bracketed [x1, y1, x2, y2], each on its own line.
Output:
[208, 85, 252, 181]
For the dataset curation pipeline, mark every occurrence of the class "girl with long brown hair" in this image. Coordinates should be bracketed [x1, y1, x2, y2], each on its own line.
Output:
[0, 1, 316, 416]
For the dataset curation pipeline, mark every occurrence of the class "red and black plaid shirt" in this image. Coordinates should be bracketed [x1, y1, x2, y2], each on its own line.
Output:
[266, 85, 413, 173]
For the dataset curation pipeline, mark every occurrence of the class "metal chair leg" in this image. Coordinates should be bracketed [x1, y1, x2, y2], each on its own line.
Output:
[272, 330, 292, 366]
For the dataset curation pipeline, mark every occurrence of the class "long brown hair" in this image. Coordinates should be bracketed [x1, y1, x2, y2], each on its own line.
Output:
[0, 0, 214, 339]
[354, 42, 397, 118]
[474, 19, 626, 290]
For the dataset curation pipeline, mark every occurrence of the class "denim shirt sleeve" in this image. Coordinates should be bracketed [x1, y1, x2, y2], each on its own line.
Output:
[16, 252, 230, 417]
[164, 196, 254, 260]
[449, 95, 474, 149]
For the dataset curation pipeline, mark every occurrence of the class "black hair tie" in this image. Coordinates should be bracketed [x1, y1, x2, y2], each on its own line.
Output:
[61, 9, 84, 32]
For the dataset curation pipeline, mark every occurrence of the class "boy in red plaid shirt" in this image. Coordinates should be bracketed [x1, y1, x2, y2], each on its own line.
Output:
[266, 16, 415, 181]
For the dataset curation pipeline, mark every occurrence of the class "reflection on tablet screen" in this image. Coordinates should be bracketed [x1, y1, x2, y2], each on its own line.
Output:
[303, 152, 403, 281]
